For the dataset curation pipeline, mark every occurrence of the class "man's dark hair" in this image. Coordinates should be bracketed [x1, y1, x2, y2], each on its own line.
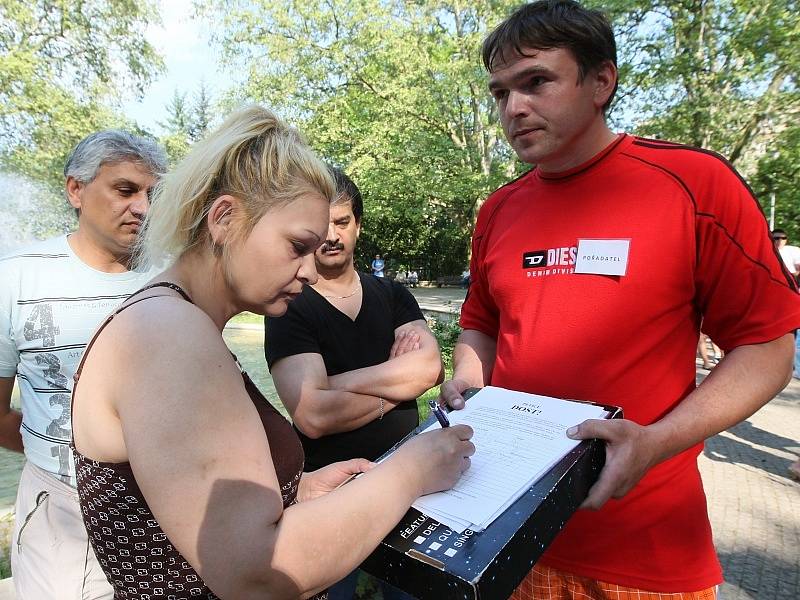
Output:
[329, 167, 363, 222]
[482, 0, 618, 112]
[772, 228, 788, 238]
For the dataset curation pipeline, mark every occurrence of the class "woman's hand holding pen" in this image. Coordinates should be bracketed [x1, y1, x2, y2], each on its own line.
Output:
[392, 424, 475, 497]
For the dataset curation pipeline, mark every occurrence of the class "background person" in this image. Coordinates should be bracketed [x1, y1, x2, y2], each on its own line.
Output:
[772, 228, 800, 283]
[70, 106, 474, 600]
[461, 268, 471, 289]
[440, 2, 800, 598]
[771, 228, 800, 379]
[266, 169, 443, 599]
[772, 229, 800, 379]
[697, 333, 723, 370]
[371, 253, 385, 277]
[0, 130, 165, 600]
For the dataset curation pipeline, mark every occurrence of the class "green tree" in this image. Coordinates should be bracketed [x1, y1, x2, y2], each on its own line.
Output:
[596, 0, 800, 237]
[0, 0, 163, 190]
[190, 80, 213, 142]
[0, 0, 161, 185]
[600, 0, 799, 172]
[203, 0, 521, 277]
[160, 83, 216, 164]
[751, 125, 800, 238]
[204, 0, 799, 273]
[159, 90, 193, 164]
[161, 90, 192, 134]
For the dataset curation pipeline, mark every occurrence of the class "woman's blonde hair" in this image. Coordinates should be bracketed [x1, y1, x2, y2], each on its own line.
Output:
[136, 105, 335, 268]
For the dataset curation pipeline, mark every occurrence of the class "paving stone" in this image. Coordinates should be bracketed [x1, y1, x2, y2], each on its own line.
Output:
[700, 372, 800, 599]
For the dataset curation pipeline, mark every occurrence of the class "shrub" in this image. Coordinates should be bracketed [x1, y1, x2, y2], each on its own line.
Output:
[429, 316, 462, 371]
[0, 511, 14, 578]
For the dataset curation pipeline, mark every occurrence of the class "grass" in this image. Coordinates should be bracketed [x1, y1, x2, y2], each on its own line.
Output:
[229, 311, 263, 325]
[416, 366, 454, 420]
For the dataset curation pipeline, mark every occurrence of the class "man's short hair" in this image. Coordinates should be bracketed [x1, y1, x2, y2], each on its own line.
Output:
[64, 130, 167, 184]
[482, 0, 618, 112]
[773, 229, 788, 238]
[329, 167, 363, 222]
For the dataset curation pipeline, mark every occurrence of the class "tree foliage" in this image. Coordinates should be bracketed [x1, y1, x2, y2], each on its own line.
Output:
[0, 0, 163, 191]
[597, 0, 800, 236]
[751, 124, 800, 238]
[190, 80, 213, 142]
[206, 0, 799, 275]
[203, 0, 525, 277]
[159, 90, 192, 164]
[158, 83, 218, 165]
[161, 90, 192, 134]
[2, 1, 798, 259]
[601, 0, 800, 175]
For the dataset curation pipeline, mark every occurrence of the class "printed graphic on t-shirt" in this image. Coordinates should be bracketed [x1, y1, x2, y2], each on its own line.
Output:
[21, 295, 133, 481]
[0, 235, 157, 485]
[521, 245, 577, 277]
[22, 302, 73, 479]
[24, 304, 59, 346]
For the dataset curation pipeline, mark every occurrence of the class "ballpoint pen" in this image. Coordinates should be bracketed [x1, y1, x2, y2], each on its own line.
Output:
[428, 399, 451, 428]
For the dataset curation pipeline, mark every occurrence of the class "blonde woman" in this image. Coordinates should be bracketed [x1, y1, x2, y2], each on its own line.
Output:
[70, 106, 474, 599]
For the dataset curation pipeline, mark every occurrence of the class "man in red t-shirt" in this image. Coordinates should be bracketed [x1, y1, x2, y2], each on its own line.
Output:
[440, 1, 800, 598]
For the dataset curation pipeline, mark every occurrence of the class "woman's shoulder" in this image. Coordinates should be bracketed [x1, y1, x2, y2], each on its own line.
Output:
[91, 294, 248, 420]
[106, 294, 229, 363]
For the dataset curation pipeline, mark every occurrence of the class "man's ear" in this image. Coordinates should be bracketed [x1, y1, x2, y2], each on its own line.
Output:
[65, 176, 83, 210]
[207, 195, 239, 247]
[355, 218, 361, 240]
[592, 60, 617, 109]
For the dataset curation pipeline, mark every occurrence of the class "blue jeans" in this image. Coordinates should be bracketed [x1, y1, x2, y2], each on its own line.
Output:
[327, 569, 416, 600]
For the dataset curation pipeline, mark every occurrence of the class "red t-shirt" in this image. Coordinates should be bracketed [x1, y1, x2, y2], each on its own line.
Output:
[461, 134, 800, 592]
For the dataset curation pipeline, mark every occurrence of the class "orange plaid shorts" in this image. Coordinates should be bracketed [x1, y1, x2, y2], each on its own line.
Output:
[510, 564, 717, 600]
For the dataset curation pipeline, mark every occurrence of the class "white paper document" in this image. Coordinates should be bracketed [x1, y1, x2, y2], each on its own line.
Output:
[411, 386, 608, 533]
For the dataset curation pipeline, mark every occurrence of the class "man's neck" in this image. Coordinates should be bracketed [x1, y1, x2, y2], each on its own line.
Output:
[313, 264, 359, 293]
[537, 121, 618, 174]
[67, 230, 131, 273]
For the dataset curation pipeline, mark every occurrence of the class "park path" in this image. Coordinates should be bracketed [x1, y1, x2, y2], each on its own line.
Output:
[408, 285, 466, 315]
[701, 371, 800, 599]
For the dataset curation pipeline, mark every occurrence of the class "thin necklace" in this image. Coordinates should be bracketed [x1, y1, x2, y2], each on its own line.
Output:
[320, 280, 362, 300]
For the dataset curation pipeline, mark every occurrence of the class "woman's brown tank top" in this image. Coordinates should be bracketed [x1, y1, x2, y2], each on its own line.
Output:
[70, 282, 307, 599]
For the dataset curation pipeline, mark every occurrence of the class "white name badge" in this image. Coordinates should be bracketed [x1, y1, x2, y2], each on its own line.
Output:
[574, 239, 630, 276]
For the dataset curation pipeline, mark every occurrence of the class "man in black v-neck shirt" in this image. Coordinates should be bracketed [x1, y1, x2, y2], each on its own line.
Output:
[265, 169, 444, 472]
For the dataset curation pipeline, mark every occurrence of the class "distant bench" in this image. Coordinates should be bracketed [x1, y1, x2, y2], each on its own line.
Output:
[435, 275, 463, 287]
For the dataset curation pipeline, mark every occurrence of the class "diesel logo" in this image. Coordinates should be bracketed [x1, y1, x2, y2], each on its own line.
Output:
[522, 251, 546, 268]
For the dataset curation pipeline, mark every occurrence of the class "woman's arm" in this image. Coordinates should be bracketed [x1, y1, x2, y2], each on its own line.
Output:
[111, 301, 473, 599]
